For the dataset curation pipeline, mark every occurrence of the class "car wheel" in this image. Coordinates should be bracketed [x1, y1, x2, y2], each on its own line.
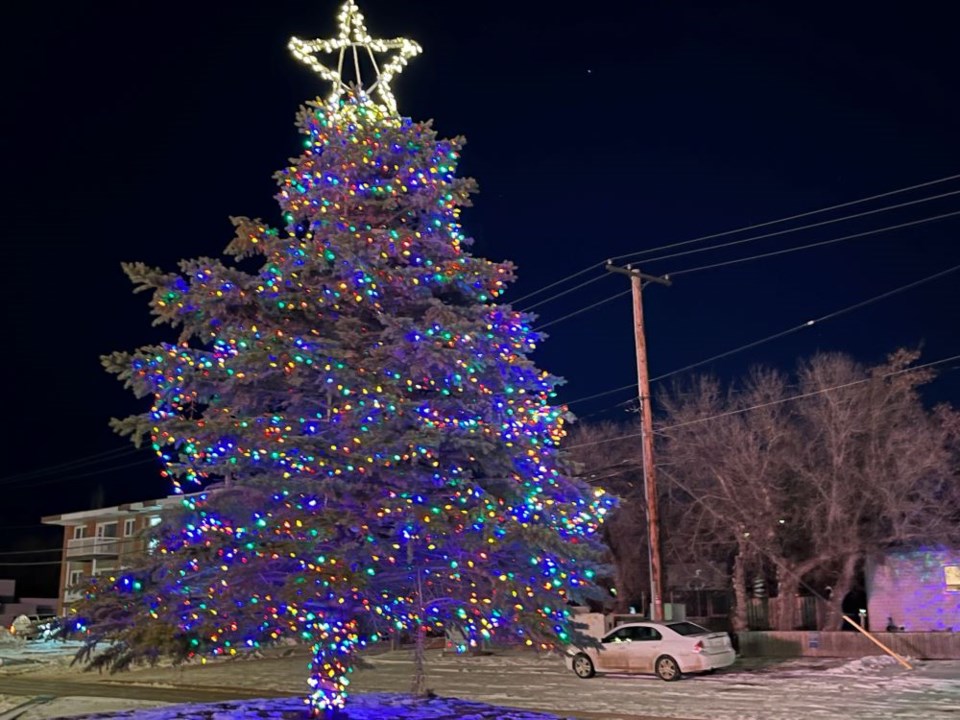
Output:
[572, 653, 596, 679]
[655, 655, 681, 681]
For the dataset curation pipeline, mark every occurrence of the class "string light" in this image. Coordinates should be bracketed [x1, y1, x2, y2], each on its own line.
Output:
[288, 0, 422, 114]
[90, 2, 612, 716]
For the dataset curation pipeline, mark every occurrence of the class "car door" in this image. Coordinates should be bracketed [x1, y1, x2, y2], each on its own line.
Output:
[597, 626, 635, 671]
[624, 625, 664, 673]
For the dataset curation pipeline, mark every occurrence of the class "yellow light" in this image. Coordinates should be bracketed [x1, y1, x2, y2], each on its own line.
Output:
[288, 0, 421, 115]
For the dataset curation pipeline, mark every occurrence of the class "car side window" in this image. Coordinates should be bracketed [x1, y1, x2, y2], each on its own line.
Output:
[631, 626, 662, 641]
[603, 628, 633, 643]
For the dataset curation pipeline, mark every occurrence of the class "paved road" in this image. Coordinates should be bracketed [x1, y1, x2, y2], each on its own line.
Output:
[0, 675, 686, 720]
[0, 675, 299, 703]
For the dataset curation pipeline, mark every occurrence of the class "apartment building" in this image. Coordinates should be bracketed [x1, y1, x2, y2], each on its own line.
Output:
[41, 495, 183, 614]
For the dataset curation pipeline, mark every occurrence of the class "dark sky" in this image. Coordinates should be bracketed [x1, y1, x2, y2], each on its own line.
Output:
[4, 0, 960, 595]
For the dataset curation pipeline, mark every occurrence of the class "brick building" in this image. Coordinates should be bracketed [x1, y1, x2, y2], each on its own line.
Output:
[41, 495, 182, 614]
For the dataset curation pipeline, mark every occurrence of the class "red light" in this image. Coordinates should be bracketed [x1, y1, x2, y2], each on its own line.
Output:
[692, 640, 703, 653]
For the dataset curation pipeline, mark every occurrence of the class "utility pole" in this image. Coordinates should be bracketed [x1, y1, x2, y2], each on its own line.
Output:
[605, 261, 671, 621]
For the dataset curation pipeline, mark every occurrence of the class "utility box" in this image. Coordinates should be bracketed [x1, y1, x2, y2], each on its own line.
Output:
[662, 603, 686, 621]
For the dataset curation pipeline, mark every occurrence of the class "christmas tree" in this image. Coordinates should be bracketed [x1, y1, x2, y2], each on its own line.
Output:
[86, 1, 612, 714]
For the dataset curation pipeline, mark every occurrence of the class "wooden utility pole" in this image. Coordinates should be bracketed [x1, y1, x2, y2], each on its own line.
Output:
[605, 262, 671, 621]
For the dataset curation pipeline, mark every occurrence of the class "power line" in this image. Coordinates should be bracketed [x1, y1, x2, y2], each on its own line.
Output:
[0, 560, 65, 567]
[0, 547, 62, 556]
[534, 289, 632, 331]
[0, 457, 156, 489]
[612, 171, 960, 263]
[683, 353, 959, 434]
[0, 524, 47, 531]
[564, 383, 637, 407]
[508, 171, 960, 308]
[0, 446, 137, 485]
[561, 263, 960, 409]
[563, 353, 960, 450]
[518, 273, 612, 312]
[639, 188, 960, 266]
[509, 262, 608, 306]
[667, 209, 960, 277]
[651, 262, 960, 383]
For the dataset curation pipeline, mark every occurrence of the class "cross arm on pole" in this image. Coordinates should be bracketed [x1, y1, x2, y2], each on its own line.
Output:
[605, 261, 672, 286]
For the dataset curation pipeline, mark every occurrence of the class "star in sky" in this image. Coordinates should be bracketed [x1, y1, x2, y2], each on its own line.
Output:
[289, 0, 422, 114]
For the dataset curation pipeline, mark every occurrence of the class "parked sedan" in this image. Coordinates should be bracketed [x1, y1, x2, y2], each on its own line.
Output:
[565, 620, 736, 681]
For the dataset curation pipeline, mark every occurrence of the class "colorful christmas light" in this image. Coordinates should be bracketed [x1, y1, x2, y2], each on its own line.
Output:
[87, 1, 613, 716]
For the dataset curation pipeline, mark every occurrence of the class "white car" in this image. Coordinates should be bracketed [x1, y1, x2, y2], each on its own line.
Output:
[565, 620, 736, 681]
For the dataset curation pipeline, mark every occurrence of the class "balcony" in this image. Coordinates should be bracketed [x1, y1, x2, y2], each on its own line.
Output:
[65, 537, 120, 560]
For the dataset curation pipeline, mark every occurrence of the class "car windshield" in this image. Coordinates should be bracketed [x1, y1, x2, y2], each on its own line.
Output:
[666, 621, 711, 636]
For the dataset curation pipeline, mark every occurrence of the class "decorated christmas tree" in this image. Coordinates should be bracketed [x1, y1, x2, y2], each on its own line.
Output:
[84, 1, 612, 715]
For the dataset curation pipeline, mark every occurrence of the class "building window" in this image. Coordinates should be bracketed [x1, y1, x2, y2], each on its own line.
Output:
[72, 526, 86, 540]
[946, 566, 960, 592]
[96, 522, 118, 539]
[92, 564, 116, 576]
[68, 569, 83, 588]
[124, 519, 136, 536]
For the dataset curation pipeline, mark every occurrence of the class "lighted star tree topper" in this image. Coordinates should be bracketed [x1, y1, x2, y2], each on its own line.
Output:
[288, 0, 421, 114]
[86, 1, 612, 716]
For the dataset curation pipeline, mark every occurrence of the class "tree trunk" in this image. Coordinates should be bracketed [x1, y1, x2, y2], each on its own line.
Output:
[825, 554, 859, 631]
[731, 549, 748, 632]
[410, 568, 428, 697]
[411, 620, 427, 697]
[774, 566, 797, 631]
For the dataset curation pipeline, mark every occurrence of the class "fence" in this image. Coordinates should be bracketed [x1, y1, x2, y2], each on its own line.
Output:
[746, 595, 827, 630]
[738, 630, 960, 659]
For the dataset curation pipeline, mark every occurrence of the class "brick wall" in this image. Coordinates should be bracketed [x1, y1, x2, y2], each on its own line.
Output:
[866, 547, 960, 632]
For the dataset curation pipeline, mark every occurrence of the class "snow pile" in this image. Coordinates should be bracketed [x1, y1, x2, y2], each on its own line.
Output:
[0, 627, 21, 646]
[824, 654, 912, 674]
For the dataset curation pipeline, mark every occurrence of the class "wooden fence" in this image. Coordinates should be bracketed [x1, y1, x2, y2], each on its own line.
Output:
[746, 596, 828, 631]
[738, 630, 960, 659]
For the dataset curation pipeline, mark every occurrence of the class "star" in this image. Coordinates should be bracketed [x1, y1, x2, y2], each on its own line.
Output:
[289, 0, 422, 114]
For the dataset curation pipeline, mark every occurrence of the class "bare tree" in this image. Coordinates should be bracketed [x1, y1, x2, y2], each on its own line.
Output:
[654, 349, 959, 630]
[656, 370, 797, 630]
[565, 420, 647, 612]
[787, 350, 960, 627]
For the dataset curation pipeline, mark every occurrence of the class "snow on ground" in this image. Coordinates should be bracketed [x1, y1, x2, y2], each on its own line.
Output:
[2, 640, 960, 719]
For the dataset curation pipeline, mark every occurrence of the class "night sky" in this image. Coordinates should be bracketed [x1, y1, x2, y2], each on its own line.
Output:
[4, 0, 960, 596]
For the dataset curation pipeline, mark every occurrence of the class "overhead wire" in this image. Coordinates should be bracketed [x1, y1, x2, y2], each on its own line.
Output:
[637, 188, 960, 266]
[0, 547, 62, 556]
[563, 353, 960, 451]
[0, 457, 156, 489]
[533, 289, 632, 331]
[509, 262, 608, 306]
[510, 171, 960, 306]
[651, 262, 960, 383]
[612, 171, 960, 263]
[666, 209, 960, 277]
[562, 383, 638, 407]
[0, 524, 47, 531]
[512, 177, 960, 335]
[518, 273, 612, 312]
[560, 262, 960, 409]
[0, 446, 137, 485]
